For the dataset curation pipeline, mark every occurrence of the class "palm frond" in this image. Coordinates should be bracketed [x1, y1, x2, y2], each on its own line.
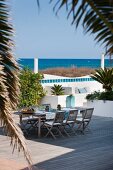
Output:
[91, 68, 113, 91]
[0, 0, 32, 166]
[52, 0, 113, 55]
[51, 84, 65, 95]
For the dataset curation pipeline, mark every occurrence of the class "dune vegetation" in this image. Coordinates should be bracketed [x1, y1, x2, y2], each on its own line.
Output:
[40, 67, 95, 77]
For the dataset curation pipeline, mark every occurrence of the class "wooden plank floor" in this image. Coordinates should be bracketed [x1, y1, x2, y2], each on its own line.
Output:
[0, 115, 113, 170]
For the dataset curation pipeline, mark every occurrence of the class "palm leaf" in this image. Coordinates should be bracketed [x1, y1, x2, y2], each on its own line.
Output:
[51, 84, 64, 95]
[0, 0, 32, 166]
[52, 0, 113, 55]
[91, 68, 113, 91]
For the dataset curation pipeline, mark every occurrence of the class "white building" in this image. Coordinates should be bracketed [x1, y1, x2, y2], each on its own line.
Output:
[40, 74, 103, 109]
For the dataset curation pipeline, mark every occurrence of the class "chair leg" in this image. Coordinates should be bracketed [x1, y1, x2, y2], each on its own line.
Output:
[77, 121, 83, 130]
[66, 124, 76, 135]
[63, 124, 76, 136]
[71, 123, 77, 135]
[83, 121, 90, 131]
[77, 121, 90, 134]
[57, 126, 64, 137]
[63, 126, 70, 137]
[45, 126, 56, 139]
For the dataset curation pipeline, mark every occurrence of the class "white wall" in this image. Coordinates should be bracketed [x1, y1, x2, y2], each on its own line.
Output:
[44, 86, 52, 95]
[42, 75, 103, 94]
[86, 100, 113, 118]
[41, 95, 68, 109]
[63, 87, 72, 95]
[41, 96, 58, 109]
[75, 94, 88, 107]
[41, 94, 88, 109]
[44, 86, 72, 95]
[57, 95, 67, 108]
[42, 80, 102, 94]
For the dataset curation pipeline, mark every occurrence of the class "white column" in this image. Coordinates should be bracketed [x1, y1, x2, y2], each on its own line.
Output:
[101, 53, 105, 70]
[34, 58, 38, 73]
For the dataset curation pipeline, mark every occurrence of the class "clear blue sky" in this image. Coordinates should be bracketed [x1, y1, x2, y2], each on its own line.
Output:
[12, 0, 104, 59]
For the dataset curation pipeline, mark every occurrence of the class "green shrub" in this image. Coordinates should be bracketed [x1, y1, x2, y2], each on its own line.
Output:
[86, 91, 101, 100]
[99, 91, 113, 100]
[86, 91, 113, 101]
[19, 68, 45, 107]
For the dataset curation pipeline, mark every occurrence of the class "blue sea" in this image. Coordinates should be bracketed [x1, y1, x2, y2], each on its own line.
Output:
[18, 58, 113, 70]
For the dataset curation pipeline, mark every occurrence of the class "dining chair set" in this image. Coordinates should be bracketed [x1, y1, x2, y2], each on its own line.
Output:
[19, 107, 94, 139]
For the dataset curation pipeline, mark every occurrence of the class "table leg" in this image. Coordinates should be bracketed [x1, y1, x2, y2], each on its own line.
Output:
[38, 117, 41, 138]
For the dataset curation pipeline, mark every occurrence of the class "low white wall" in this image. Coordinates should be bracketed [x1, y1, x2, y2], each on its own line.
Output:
[57, 95, 67, 108]
[86, 100, 113, 118]
[41, 94, 88, 109]
[41, 96, 59, 109]
[41, 95, 68, 109]
[75, 94, 88, 107]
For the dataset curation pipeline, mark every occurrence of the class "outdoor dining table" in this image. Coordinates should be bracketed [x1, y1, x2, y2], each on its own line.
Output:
[35, 107, 87, 137]
[18, 107, 88, 138]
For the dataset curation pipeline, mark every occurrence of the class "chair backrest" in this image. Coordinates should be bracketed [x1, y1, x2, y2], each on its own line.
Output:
[54, 111, 65, 123]
[83, 108, 94, 120]
[66, 110, 78, 122]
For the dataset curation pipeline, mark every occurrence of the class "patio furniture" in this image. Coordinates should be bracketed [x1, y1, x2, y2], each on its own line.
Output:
[33, 112, 46, 137]
[44, 111, 65, 139]
[76, 108, 94, 133]
[19, 112, 39, 133]
[63, 109, 78, 136]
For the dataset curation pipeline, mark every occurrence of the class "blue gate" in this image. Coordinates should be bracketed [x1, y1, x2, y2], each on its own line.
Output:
[66, 95, 75, 107]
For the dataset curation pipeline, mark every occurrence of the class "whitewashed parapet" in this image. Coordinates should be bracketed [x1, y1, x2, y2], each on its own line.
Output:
[41, 94, 88, 109]
[86, 100, 113, 118]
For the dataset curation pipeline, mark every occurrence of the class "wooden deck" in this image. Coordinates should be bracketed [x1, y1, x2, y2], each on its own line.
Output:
[0, 115, 113, 170]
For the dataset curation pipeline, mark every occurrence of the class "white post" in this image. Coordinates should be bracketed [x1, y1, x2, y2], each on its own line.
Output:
[101, 53, 105, 70]
[34, 58, 38, 73]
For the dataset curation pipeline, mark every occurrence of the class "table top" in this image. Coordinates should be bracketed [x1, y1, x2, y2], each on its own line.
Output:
[15, 107, 88, 117]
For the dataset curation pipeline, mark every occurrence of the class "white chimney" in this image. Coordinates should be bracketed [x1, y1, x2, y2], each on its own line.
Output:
[34, 58, 38, 73]
[101, 53, 105, 70]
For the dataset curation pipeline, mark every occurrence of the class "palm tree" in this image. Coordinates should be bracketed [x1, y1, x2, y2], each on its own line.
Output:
[51, 84, 65, 95]
[52, 0, 113, 56]
[0, 0, 32, 166]
[91, 68, 113, 92]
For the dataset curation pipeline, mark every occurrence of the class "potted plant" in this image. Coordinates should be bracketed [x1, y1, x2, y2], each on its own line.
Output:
[51, 84, 65, 96]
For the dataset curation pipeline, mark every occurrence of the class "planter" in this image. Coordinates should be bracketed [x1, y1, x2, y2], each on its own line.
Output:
[86, 100, 113, 117]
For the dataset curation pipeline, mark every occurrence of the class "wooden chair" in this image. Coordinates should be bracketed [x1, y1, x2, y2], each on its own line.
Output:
[44, 111, 65, 139]
[76, 108, 94, 133]
[63, 109, 78, 136]
[19, 112, 39, 133]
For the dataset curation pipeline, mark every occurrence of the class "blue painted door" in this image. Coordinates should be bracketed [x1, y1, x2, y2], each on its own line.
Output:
[66, 95, 75, 107]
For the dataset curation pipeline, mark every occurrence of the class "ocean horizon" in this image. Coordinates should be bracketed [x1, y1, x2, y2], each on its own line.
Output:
[18, 58, 113, 70]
